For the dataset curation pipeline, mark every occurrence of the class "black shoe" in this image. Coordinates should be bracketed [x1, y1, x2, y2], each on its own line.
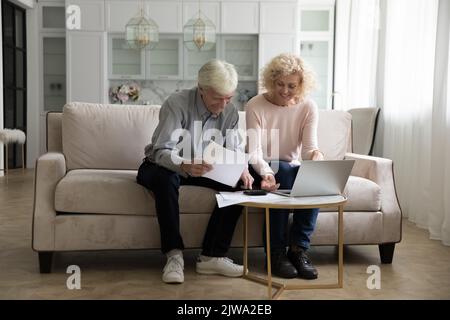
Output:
[287, 248, 318, 280]
[267, 250, 298, 279]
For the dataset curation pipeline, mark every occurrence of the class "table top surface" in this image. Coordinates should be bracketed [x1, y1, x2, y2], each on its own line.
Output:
[239, 194, 347, 209]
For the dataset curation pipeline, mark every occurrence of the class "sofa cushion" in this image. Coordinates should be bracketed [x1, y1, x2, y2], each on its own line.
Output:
[54, 169, 218, 215]
[62, 103, 161, 170]
[317, 110, 352, 160]
[321, 175, 381, 212]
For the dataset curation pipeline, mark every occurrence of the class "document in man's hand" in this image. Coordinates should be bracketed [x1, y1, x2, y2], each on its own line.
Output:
[202, 141, 248, 187]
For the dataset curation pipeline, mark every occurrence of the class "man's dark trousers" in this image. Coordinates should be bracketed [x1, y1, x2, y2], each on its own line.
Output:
[137, 160, 242, 257]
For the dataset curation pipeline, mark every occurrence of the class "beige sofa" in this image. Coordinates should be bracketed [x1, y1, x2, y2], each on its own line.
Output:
[32, 102, 402, 273]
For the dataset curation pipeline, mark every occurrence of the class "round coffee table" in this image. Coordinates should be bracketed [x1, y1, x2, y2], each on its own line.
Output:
[240, 195, 347, 300]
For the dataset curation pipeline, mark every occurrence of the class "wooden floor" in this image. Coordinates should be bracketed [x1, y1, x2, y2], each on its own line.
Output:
[1, 169, 450, 300]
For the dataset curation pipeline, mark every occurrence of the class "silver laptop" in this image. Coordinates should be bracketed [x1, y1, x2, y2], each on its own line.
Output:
[272, 160, 355, 197]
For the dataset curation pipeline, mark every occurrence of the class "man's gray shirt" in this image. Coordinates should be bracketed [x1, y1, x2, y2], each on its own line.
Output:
[144, 87, 243, 175]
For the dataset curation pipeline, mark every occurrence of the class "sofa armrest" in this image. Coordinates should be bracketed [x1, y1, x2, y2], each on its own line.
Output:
[32, 152, 66, 251]
[344, 152, 402, 243]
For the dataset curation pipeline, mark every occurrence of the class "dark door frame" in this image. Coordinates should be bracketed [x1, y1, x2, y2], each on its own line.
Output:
[2, 0, 27, 169]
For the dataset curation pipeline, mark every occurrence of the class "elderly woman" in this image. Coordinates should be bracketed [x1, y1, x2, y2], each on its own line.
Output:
[246, 53, 324, 279]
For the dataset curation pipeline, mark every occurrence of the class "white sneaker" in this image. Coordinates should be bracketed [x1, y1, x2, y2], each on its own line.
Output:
[162, 253, 184, 284]
[196, 255, 244, 277]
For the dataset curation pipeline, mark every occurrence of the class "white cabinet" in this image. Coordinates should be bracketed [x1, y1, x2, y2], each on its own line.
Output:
[65, 0, 105, 32]
[105, 0, 141, 32]
[221, 1, 259, 34]
[184, 44, 218, 80]
[39, 1, 66, 31]
[220, 35, 258, 80]
[260, 1, 298, 34]
[107, 0, 182, 33]
[108, 34, 145, 79]
[148, 1, 183, 33]
[42, 35, 67, 112]
[183, 1, 220, 33]
[299, 0, 335, 109]
[67, 32, 107, 103]
[258, 34, 298, 74]
[146, 35, 183, 80]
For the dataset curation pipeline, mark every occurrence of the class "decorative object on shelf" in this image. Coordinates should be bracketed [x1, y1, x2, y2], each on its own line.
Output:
[109, 82, 140, 104]
[125, 2, 159, 50]
[0, 128, 26, 177]
[183, 0, 216, 51]
[237, 89, 256, 103]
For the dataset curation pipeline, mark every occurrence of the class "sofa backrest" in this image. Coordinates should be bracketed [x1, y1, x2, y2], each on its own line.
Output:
[50, 102, 352, 170]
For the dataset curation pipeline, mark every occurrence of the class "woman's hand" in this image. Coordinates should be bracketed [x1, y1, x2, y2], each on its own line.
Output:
[260, 174, 280, 191]
[240, 168, 255, 189]
[311, 150, 324, 161]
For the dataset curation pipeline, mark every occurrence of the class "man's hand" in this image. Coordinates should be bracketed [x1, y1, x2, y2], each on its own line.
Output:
[311, 150, 324, 161]
[240, 168, 254, 189]
[181, 161, 213, 177]
[260, 174, 280, 191]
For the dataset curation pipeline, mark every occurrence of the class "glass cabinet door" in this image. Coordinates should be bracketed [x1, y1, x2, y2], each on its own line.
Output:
[184, 45, 217, 80]
[221, 35, 258, 81]
[146, 36, 182, 79]
[43, 37, 66, 112]
[300, 40, 330, 109]
[300, 2, 335, 109]
[109, 35, 145, 79]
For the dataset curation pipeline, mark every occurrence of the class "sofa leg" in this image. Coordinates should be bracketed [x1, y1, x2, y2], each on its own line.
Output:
[378, 243, 395, 264]
[38, 252, 53, 273]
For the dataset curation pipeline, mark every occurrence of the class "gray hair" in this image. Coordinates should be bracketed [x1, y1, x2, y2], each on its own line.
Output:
[198, 59, 238, 95]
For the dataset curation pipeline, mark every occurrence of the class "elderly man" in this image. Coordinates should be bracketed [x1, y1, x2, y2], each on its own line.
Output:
[137, 59, 254, 284]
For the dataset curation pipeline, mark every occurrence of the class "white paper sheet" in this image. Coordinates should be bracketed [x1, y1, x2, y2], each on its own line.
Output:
[202, 142, 248, 187]
[216, 191, 288, 208]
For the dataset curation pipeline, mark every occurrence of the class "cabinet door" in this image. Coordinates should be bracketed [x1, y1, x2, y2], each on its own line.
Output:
[259, 34, 298, 72]
[183, 1, 220, 33]
[106, 0, 141, 32]
[299, 3, 335, 109]
[148, 1, 182, 33]
[66, 0, 104, 32]
[260, 1, 298, 34]
[221, 1, 259, 34]
[220, 35, 258, 81]
[184, 44, 218, 80]
[39, 1, 65, 32]
[108, 35, 145, 80]
[42, 36, 66, 112]
[146, 35, 183, 80]
[67, 32, 106, 103]
[300, 40, 332, 109]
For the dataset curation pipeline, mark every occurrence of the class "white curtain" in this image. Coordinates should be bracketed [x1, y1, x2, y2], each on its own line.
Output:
[336, 0, 450, 245]
[334, 0, 380, 110]
[382, 0, 438, 229]
[428, 0, 450, 245]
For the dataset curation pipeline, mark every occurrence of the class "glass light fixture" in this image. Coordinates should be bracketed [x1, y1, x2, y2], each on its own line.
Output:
[183, 0, 216, 51]
[125, 4, 159, 50]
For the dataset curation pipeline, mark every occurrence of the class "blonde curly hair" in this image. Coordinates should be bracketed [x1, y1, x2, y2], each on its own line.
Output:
[261, 53, 316, 100]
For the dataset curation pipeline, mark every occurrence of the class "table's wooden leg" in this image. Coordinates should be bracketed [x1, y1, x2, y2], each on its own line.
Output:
[338, 204, 344, 288]
[265, 207, 272, 299]
[243, 207, 248, 276]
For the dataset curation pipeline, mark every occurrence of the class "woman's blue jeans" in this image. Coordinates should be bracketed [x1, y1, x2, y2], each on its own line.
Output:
[250, 160, 320, 252]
